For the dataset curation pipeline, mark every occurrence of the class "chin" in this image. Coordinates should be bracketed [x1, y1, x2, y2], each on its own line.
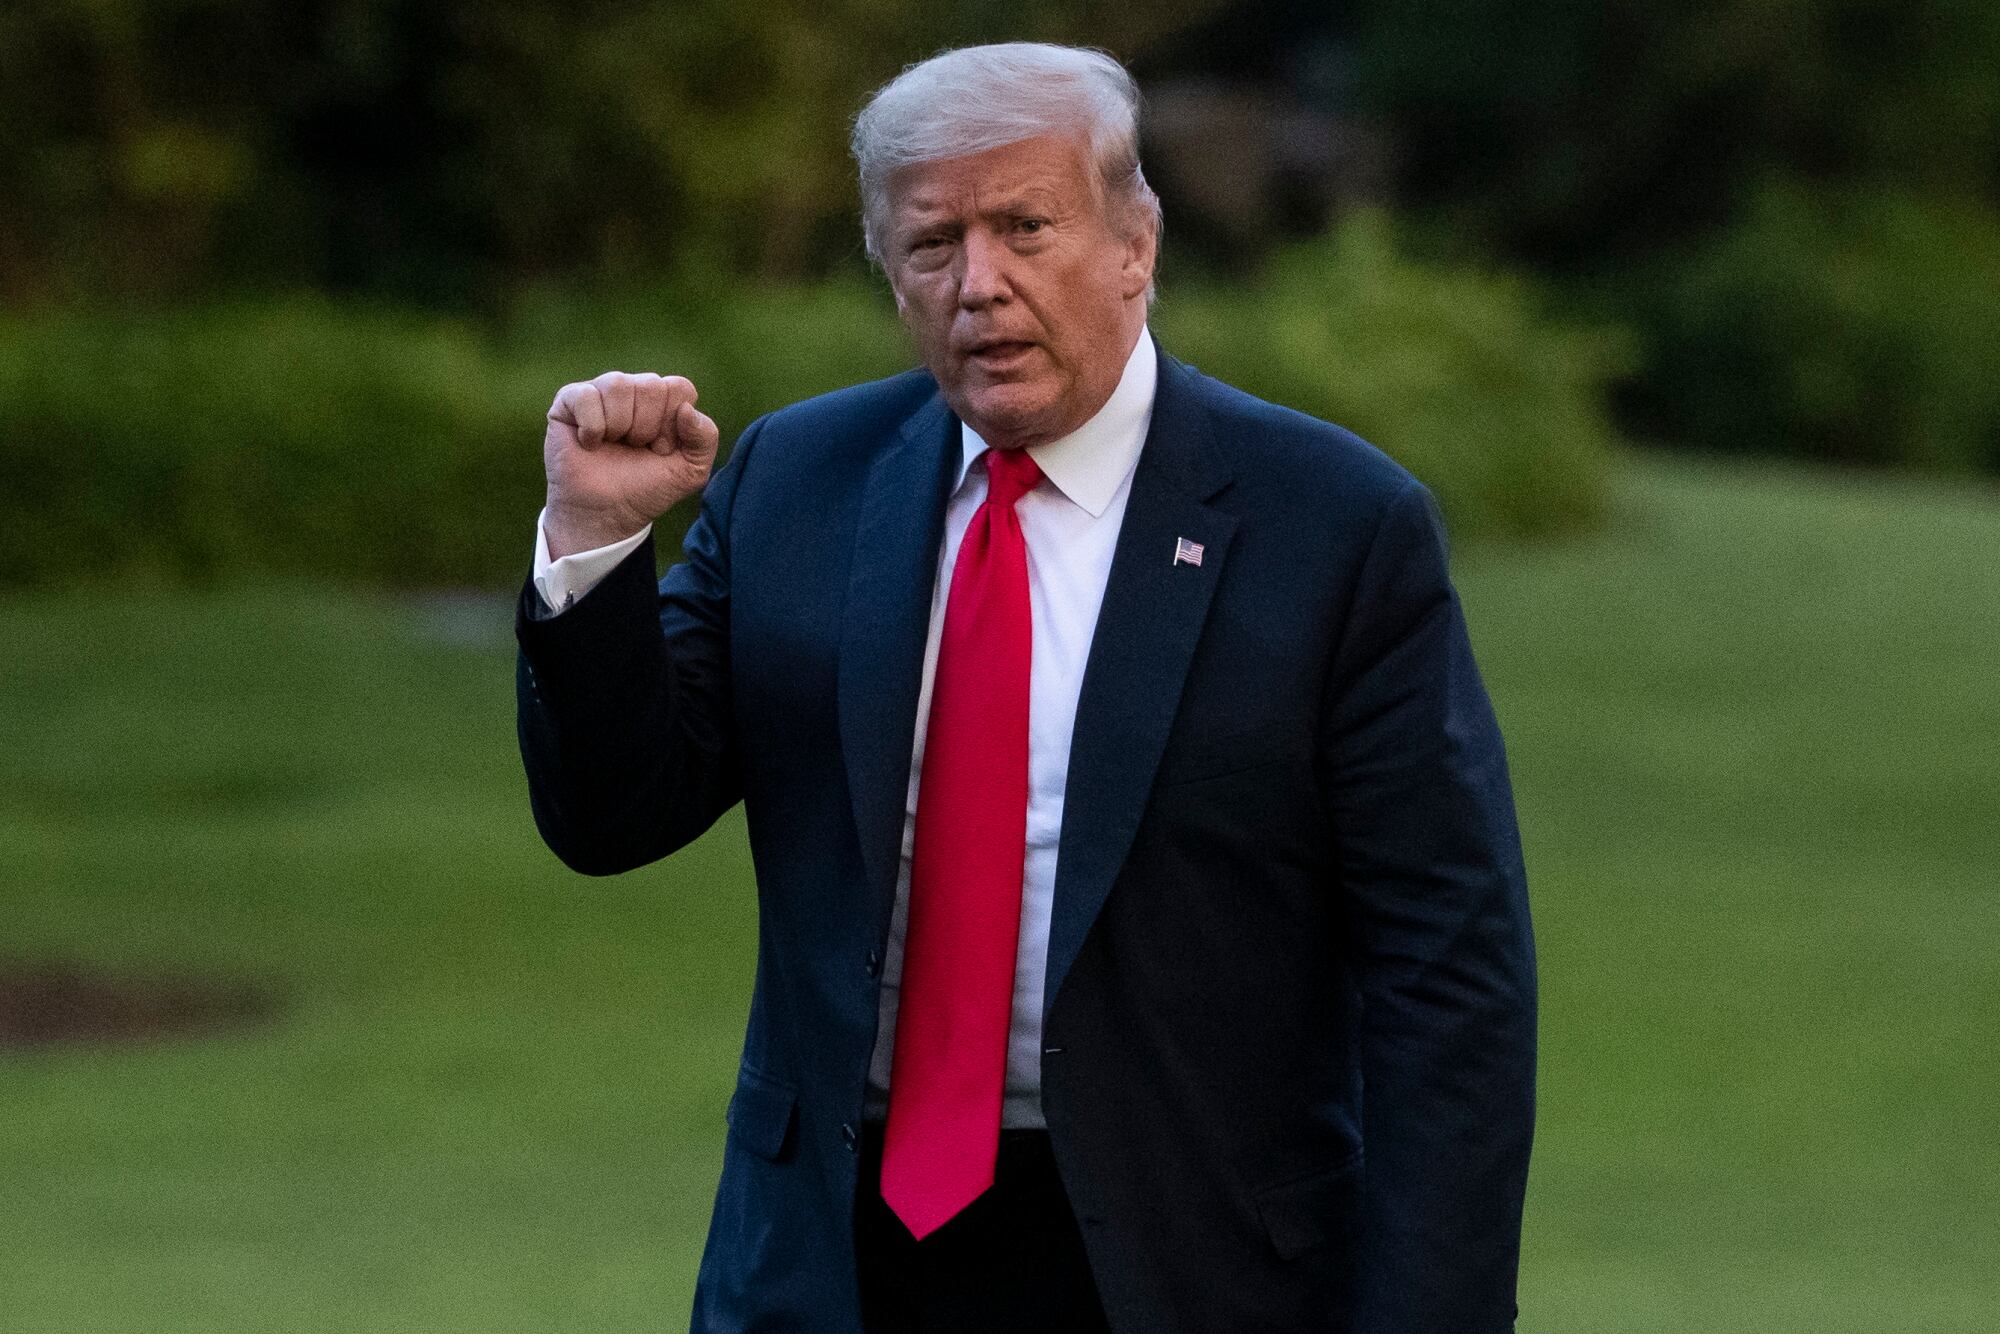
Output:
[957, 382, 1063, 445]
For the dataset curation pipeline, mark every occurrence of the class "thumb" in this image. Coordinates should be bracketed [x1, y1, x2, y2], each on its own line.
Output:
[670, 401, 720, 467]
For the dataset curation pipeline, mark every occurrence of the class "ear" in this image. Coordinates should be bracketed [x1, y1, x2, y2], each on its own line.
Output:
[1118, 216, 1159, 302]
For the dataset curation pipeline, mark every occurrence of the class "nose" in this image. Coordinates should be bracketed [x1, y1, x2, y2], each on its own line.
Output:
[957, 228, 1011, 310]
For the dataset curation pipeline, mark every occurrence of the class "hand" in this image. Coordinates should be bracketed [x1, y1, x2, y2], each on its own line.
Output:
[542, 371, 720, 557]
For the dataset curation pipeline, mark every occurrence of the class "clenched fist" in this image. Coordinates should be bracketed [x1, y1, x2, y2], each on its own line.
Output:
[542, 371, 721, 558]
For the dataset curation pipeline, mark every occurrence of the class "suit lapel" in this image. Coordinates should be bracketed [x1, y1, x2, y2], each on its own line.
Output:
[1045, 354, 1237, 1013]
[838, 390, 960, 923]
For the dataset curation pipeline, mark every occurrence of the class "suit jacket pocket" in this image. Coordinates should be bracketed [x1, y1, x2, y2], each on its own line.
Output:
[1152, 718, 1302, 788]
[725, 1067, 798, 1162]
[1254, 1149, 1364, 1261]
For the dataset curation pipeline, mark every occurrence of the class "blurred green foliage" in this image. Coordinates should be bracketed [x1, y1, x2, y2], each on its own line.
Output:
[0, 300, 544, 589]
[1158, 216, 1624, 538]
[0, 0, 1220, 303]
[4, 0, 1995, 539]
[498, 275, 915, 433]
[12, 0, 1988, 303]
[0, 283, 916, 590]
[1350, 0, 2000, 265]
[1344, 0, 2000, 476]
[1, 230, 1623, 591]
[1626, 182, 2000, 472]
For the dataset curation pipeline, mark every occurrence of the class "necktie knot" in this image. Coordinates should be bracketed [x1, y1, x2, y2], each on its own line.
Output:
[984, 447, 1043, 508]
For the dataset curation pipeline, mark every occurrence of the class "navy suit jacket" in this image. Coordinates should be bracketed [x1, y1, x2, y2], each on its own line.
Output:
[516, 345, 1537, 1333]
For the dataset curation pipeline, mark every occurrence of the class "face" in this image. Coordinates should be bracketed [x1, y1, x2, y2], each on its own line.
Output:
[882, 133, 1157, 450]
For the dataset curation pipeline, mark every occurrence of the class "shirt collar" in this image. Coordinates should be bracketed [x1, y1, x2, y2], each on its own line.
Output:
[954, 326, 1157, 518]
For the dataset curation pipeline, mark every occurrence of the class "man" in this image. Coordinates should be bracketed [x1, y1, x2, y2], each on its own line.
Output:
[517, 42, 1535, 1334]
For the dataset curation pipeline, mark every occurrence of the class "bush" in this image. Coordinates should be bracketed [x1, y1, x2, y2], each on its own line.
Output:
[0, 300, 550, 590]
[0, 286, 913, 591]
[0, 241, 1624, 592]
[1629, 181, 2000, 472]
[1155, 214, 1626, 539]
[497, 274, 914, 431]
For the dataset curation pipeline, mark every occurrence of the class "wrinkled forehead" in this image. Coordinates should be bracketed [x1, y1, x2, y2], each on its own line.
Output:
[884, 132, 1102, 226]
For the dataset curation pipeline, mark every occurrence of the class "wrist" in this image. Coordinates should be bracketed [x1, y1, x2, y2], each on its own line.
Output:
[542, 501, 648, 560]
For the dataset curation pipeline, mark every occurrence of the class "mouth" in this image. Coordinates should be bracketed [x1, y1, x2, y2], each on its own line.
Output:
[960, 339, 1038, 371]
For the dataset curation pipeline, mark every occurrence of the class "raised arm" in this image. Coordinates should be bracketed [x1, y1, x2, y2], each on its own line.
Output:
[515, 370, 752, 875]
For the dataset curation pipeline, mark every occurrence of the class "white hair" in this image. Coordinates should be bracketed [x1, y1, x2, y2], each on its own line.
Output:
[850, 42, 1163, 272]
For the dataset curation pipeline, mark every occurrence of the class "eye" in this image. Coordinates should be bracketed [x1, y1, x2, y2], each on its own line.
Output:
[1016, 218, 1047, 236]
[907, 230, 957, 259]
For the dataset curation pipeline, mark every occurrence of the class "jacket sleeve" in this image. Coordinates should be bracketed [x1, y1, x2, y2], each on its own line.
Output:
[1319, 478, 1537, 1333]
[514, 417, 765, 876]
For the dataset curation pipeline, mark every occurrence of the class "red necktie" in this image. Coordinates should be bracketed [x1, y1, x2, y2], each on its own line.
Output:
[881, 446, 1043, 1240]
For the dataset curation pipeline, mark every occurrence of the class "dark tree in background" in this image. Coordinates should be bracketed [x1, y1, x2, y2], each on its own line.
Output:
[0, 1, 1228, 303]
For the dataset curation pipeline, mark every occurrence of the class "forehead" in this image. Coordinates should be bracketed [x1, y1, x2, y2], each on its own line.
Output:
[886, 133, 1098, 220]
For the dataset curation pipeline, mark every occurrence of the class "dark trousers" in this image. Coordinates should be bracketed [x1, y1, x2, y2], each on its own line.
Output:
[855, 1123, 1112, 1334]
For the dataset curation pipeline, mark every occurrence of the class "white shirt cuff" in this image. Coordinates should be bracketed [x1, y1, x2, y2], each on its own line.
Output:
[532, 508, 653, 614]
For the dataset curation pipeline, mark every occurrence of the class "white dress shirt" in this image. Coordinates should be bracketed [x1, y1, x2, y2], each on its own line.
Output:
[532, 328, 1159, 1129]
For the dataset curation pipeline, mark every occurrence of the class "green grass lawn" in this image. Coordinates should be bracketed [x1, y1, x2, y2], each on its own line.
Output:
[3, 454, 1995, 1332]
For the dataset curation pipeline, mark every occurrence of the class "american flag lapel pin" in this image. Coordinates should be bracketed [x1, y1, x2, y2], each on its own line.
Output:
[1173, 536, 1205, 567]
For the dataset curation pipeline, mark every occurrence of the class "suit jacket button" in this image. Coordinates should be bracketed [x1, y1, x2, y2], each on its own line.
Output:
[841, 1122, 858, 1151]
[865, 950, 881, 978]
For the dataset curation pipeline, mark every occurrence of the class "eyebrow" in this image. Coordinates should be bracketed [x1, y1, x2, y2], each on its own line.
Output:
[898, 185, 1066, 225]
